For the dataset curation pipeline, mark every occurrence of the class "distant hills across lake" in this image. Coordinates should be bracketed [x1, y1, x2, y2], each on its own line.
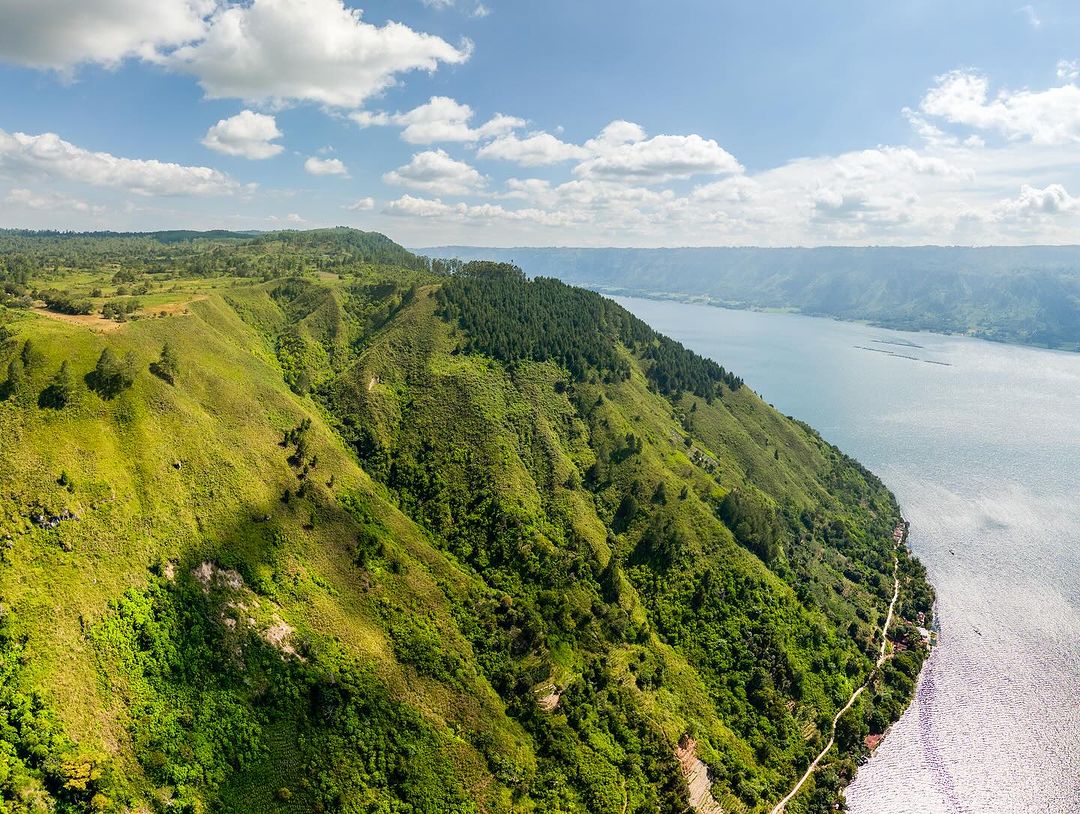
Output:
[418, 245, 1080, 352]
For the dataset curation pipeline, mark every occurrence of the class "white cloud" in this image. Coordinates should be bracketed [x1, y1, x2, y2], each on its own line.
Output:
[0, 128, 243, 196]
[170, 0, 471, 108]
[1019, 4, 1042, 29]
[383, 149, 485, 194]
[346, 197, 376, 211]
[385, 194, 572, 226]
[351, 96, 522, 144]
[920, 69, 1080, 144]
[475, 119, 742, 181]
[304, 156, 350, 177]
[385, 193, 453, 217]
[1057, 59, 1079, 82]
[201, 110, 284, 159]
[0, 0, 213, 71]
[994, 183, 1078, 219]
[472, 4, 491, 18]
[477, 132, 589, 166]
[5, 187, 104, 214]
[574, 128, 743, 183]
[585, 120, 648, 150]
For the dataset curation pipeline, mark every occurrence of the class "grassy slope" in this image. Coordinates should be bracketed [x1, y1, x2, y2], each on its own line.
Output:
[319, 279, 925, 811]
[0, 237, 932, 814]
[0, 287, 532, 813]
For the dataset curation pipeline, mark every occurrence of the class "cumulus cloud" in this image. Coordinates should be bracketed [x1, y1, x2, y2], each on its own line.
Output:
[585, 120, 648, 150]
[0, 0, 470, 110]
[477, 132, 589, 166]
[346, 197, 376, 211]
[352, 96, 522, 144]
[0, 128, 243, 196]
[920, 70, 1080, 144]
[574, 129, 743, 183]
[169, 0, 471, 108]
[0, 0, 212, 70]
[473, 119, 742, 181]
[994, 183, 1079, 219]
[383, 149, 485, 194]
[304, 156, 350, 177]
[201, 110, 284, 159]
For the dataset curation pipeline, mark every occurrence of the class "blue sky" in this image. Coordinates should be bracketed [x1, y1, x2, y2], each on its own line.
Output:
[2, 0, 1080, 246]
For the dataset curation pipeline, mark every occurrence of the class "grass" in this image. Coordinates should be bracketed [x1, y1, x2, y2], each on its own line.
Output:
[0, 233, 932, 814]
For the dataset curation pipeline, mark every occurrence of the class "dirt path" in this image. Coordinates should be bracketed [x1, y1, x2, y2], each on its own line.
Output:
[768, 527, 903, 814]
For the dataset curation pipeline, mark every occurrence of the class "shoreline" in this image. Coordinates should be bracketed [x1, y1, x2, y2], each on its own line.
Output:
[769, 518, 933, 813]
[598, 286, 1080, 356]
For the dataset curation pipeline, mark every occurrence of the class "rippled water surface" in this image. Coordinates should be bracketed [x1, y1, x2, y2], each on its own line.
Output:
[614, 297, 1080, 814]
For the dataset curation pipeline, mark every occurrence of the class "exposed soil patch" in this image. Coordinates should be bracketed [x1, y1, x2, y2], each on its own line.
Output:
[192, 561, 244, 592]
[676, 735, 725, 814]
[31, 295, 208, 331]
[31, 309, 123, 333]
[535, 683, 562, 712]
[264, 617, 299, 658]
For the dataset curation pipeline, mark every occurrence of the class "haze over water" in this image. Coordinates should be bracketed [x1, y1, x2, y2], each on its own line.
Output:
[615, 297, 1080, 814]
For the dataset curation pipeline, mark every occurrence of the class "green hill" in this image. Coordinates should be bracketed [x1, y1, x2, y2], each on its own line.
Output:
[0, 230, 932, 814]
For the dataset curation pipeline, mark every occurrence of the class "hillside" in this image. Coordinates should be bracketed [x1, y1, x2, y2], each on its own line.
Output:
[0, 229, 932, 814]
[419, 245, 1080, 351]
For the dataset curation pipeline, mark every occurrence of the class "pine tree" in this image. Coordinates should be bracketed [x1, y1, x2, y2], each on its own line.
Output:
[38, 361, 74, 409]
[1, 357, 22, 400]
[88, 348, 135, 398]
[149, 342, 180, 385]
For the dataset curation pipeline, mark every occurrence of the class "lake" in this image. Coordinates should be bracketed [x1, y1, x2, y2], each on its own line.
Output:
[614, 297, 1080, 814]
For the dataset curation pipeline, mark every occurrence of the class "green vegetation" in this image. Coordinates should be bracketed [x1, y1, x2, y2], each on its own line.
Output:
[422, 245, 1080, 351]
[0, 229, 932, 814]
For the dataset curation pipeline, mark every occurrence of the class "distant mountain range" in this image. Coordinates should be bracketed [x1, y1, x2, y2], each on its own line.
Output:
[417, 246, 1080, 351]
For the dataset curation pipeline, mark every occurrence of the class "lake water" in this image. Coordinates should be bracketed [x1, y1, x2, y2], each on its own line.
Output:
[614, 297, 1080, 814]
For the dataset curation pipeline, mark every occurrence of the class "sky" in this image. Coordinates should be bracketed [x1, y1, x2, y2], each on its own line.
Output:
[3, 1, 1080, 246]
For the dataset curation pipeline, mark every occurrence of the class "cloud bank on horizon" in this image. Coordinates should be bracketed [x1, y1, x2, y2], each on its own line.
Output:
[2, 0, 1080, 246]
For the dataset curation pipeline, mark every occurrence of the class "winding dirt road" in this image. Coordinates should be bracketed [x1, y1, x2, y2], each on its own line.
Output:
[768, 529, 903, 814]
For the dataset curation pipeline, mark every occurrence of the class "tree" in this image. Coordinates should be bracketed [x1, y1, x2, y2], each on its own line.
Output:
[20, 339, 38, 370]
[0, 357, 22, 400]
[149, 342, 180, 385]
[87, 348, 135, 399]
[39, 361, 74, 409]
